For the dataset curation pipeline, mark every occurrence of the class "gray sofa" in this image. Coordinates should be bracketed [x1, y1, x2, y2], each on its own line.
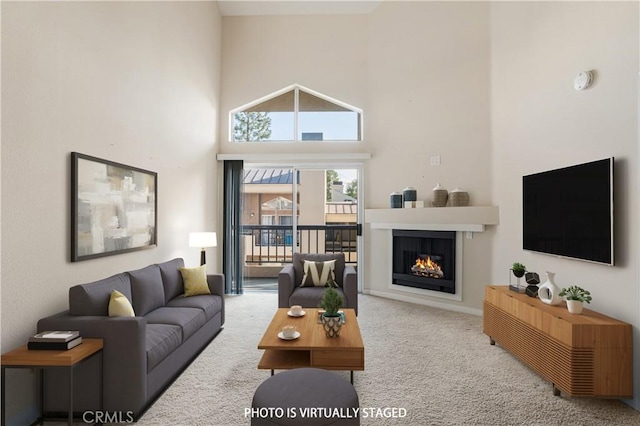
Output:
[278, 253, 358, 315]
[36, 258, 224, 419]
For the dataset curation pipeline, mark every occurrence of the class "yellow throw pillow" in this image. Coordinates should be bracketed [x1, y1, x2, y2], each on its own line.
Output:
[180, 265, 211, 297]
[108, 290, 135, 317]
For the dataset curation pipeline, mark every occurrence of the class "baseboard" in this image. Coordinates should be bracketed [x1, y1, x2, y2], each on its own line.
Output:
[367, 289, 482, 316]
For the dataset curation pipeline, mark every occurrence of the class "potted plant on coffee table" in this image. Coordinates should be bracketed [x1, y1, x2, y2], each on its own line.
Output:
[559, 285, 592, 314]
[319, 279, 343, 338]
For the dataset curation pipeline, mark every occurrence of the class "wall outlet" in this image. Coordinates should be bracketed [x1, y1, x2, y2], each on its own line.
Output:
[430, 155, 441, 166]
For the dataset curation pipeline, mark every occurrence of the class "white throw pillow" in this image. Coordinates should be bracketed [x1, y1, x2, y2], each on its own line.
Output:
[300, 260, 336, 287]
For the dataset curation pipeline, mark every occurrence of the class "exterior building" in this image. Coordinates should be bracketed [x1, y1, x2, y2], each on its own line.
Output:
[242, 169, 358, 277]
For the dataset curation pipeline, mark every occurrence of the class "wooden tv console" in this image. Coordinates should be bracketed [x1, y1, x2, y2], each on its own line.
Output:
[483, 285, 632, 398]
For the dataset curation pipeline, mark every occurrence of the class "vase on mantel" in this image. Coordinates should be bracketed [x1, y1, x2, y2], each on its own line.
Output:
[432, 183, 448, 207]
[538, 271, 563, 306]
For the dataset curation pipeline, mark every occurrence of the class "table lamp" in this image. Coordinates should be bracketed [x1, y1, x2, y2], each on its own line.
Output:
[189, 232, 217, 266]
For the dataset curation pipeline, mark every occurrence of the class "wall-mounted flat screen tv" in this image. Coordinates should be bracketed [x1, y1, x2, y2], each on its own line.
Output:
[522, 157, 614, 265]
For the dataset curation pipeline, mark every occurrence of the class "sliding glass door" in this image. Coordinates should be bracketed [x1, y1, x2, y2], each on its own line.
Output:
[241, 167, 296, 292]
[231, 163, 361, 293]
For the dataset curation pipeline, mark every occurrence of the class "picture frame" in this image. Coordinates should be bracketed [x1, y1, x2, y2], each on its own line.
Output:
[71, 152, 157, 262]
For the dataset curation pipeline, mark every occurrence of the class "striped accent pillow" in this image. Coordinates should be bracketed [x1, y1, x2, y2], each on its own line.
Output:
[300, 260, 336, 287]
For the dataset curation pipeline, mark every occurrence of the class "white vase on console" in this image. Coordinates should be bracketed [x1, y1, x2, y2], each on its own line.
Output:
[538, 271, 562, 305]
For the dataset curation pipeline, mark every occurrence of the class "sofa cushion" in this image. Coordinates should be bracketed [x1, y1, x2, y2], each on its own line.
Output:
[159, 258, 185, 303]
[129, 264, 165, 317]
[69, 273, 132, 316]
[146, 324, 182, 372]
[145, 307, 206, 342]
[166, 294, 222, 322]
[289, 286, 346, 309]
[293, 253, 345, 287]
[108, 290, 135, 317]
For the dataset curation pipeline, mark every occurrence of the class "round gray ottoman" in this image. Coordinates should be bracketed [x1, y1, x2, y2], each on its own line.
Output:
[251, 368, 359, 426]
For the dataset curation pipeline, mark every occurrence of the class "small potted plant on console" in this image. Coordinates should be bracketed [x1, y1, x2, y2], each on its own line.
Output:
[509, 262, 527, 293]
[319, 278, 343, 338]
[559, 285, 592, 314]
[511, 262, 526, 278]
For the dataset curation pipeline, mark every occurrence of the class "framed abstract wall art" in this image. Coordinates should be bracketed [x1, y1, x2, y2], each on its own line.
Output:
[71, 152, 157, 262]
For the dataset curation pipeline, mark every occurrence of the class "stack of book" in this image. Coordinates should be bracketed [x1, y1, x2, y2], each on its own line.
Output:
[28, 331, 82, 350]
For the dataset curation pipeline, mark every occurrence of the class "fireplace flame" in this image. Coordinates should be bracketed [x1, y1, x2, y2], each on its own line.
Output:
[411, 256, 444, 278]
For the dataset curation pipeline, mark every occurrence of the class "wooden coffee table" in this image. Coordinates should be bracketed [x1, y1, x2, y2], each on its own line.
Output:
[258, 308, 364, 383]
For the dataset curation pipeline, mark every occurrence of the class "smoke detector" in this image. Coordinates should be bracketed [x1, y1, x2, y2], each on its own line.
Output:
[574, 71, 594, 91]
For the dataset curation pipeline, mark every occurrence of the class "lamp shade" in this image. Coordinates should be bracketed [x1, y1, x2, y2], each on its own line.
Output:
[189, 232, 217, 248]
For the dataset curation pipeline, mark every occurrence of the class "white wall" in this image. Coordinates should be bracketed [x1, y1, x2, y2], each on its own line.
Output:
[364, 1, 491, 311]
[490, 1, 639, 409]
[220, 13, 369, 155]
[1, 2, 222, 422]
[219, 1, 493, 312]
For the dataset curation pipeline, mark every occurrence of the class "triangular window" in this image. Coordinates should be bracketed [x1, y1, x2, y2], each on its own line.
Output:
[230, 84, 362, 142]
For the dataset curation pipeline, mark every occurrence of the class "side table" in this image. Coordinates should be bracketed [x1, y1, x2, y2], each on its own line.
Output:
[1, 338, 103, 426]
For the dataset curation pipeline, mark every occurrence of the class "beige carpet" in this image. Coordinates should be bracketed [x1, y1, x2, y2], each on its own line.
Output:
[135, 293, 640, 426]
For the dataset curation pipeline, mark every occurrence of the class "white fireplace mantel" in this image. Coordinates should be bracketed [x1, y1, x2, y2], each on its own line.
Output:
[365, 206, 499, 232]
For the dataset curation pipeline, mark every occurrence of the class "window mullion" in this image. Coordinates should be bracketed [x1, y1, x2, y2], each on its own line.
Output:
[294, 87, 299, 142]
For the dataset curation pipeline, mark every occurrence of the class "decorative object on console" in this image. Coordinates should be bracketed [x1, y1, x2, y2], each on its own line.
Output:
[524, 271, 541, 297]
[71, 152, 157, 262]
[559, 285, 592, 314]
[525, 272, 540, 285]
[537, 271, 563, 305]
[189, 232, 217, 266]
[404, 200, 424, 208]
[431, 183, 448, 207]
[449, 188, 469, 206]
[319, 279, 344, 338]
[509, 262, 527, 293]
[525, 285, 539, 298]
[390, 192, 403, 208]
[402, 187, 417, 202]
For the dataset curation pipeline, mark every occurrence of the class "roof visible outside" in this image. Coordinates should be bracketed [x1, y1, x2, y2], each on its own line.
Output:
[325, 203, 357, 214]
[243, 169, 299, 185]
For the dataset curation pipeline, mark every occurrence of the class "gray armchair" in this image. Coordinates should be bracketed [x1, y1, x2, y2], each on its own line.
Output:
[278, 253, 358, 315]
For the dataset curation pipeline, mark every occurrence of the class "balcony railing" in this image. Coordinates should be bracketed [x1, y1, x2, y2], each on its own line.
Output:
[242, 224, 357, 265]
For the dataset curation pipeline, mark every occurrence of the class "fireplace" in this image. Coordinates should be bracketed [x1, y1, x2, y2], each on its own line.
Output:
[392, 230, 456, 294]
